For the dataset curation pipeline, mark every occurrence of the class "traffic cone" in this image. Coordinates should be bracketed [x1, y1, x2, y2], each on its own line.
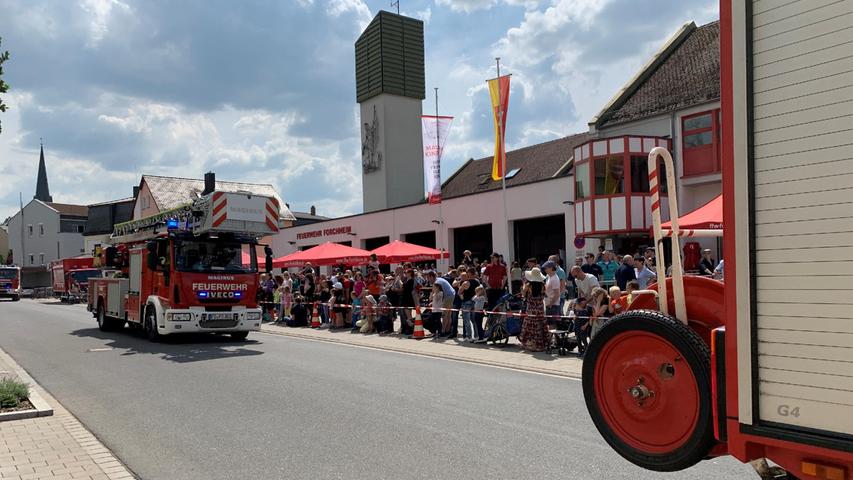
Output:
[412, 306, 425, 339]
[310, 302, 321, 328]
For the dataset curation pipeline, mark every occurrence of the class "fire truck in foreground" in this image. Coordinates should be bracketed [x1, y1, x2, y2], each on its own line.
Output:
[50, 256, 99, 303]
[0, 265, 21, 301]
[88, 189, 282, 341]
[583, 2, 853, 479]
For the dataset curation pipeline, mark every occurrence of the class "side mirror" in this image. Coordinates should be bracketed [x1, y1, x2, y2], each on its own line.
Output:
[264, 246, 273, 273]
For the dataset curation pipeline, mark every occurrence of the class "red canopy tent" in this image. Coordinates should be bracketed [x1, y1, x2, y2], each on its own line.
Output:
[370, 240, 448, 264]
[272, 242, 372, 268]
[661, 194, 723, 230]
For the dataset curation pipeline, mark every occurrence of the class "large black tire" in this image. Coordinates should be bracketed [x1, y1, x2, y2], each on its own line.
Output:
[144, 307, 161, 342]
[11, 295, 19, 302]
[582, 309, 715, 472]
[97, 304, 112, 332]
[230, 331, 249, 341]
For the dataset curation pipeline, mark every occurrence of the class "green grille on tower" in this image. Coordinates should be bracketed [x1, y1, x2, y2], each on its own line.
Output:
[355, 11, 425, 103]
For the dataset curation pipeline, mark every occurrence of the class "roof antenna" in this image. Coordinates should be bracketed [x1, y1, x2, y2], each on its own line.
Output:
[391, 0, 399, 15]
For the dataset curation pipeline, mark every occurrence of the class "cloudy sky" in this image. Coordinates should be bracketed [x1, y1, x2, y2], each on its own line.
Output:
[0, 0, 718, 221]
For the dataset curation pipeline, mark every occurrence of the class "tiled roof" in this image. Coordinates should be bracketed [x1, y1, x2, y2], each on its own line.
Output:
[441, 132, 591, 199]
[141, 175, 296, 221]
[594, 21, 720, 129]
[87, 197, 135, 207]
[45, 202, 89, 218]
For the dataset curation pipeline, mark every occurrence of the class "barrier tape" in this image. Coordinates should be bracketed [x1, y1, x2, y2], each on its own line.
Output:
[256, 300, 602, 321]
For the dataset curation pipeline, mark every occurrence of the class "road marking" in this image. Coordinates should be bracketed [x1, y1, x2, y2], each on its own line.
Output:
[86, 347, 114, 352]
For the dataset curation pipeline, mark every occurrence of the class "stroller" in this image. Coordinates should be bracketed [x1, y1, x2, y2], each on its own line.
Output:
[483, 293, 525, 346]
[546, 317, 579, 356]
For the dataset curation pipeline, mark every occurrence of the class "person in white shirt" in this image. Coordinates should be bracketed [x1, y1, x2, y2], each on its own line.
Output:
[542, 261, 562, 319]
[633, 256, 656, 290]
[570, 265, 600, 300]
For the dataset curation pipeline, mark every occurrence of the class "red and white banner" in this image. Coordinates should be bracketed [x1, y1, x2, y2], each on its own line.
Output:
[421, 115, 453, 204]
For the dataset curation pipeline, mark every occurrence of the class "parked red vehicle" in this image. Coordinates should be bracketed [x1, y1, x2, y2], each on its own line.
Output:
[0, 266, 21, 301]
[50, 257, 100, 303]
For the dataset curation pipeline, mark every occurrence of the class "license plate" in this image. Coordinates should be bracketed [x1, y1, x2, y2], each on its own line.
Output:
[207, 313, 234, 320]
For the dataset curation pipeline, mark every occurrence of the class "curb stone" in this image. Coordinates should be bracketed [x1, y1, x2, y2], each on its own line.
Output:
[0, 346, 137, 479]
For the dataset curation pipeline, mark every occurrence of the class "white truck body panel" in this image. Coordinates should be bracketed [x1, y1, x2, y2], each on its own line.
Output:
[745, 0, 853, 435]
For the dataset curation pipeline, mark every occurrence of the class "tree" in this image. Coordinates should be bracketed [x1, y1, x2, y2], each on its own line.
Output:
[0, 37, 9, 134]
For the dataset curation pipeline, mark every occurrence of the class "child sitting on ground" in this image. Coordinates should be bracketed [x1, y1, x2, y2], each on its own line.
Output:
[286, 296, 308, 327]
[359, 295, 377, 333]
[377, 295, 392, 334]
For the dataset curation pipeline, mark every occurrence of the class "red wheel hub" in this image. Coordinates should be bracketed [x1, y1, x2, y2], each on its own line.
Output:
[594, 331, 700, 454]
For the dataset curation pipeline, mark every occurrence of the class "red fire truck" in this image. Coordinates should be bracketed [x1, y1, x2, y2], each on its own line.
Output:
[0, 266, 21, 301]
[582, 2, 853, 479]
[50, 256, 100, 303]
[88, 189, 282, 341]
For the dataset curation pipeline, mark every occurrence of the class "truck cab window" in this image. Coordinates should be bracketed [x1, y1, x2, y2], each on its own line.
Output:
[174, 240, 254, 274]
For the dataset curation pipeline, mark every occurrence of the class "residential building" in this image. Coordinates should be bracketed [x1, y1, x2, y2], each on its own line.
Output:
[7, 200, 88, 287]
[0, 225, 9, 264]
[131, 173, 294, 223]
[83, 195, 135, 255]
[5, 143, 89, 286]
[576, 20, 721, 254]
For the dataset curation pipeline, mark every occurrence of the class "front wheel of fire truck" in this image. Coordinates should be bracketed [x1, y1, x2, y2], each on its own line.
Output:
[11, 295, 19, 302]
[97, 305, 111, 332]
[144, 307, 162, 343]
[582, 309, 714, 472]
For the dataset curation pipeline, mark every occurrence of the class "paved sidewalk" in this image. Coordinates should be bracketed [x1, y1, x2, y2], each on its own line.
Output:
[261, 322, 583, 378]
[0, 348, 135, 480]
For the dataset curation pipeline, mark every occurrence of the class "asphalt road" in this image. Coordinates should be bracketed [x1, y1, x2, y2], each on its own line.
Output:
[0, 299, 755, 479]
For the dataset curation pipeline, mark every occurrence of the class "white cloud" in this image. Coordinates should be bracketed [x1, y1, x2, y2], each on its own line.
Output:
[80, 0, 131, 47]
[415, 7, 432, 24]
[435, 0, 498, 13]
[327, 0, 372, 29]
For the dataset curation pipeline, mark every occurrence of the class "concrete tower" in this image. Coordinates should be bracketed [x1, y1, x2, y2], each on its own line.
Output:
[355, 11, 425, 212]
[34, 142, 52, 202]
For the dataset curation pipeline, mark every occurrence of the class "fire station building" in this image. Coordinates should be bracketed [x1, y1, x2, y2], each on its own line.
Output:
[272, 17, 723, 265]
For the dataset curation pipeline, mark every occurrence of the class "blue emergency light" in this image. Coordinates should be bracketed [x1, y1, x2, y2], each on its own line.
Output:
[166, 219, 179, 229]
[198, 291, 209, 298]
[234, 292, 242, 299]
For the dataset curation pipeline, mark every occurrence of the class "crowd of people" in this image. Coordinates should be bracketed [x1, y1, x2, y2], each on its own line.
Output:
[255, 245, 723, 357]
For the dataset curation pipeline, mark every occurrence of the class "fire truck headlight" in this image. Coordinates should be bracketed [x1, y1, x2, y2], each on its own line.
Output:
[246, 312, 261, 321]
[168, 313, 192, 322]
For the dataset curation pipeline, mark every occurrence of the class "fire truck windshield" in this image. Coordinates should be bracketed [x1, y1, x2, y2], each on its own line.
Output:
[0, 269, 17, 279]
[174, 240, 256, 274]
[69, 270, 101, 283]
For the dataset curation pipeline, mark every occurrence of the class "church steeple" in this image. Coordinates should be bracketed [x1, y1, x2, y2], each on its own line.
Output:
[34, 140, 52, 202]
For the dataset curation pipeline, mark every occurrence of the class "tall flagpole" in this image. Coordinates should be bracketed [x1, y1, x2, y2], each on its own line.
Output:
[496, 58, 511, 287]
[434, 87, 446, 272]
